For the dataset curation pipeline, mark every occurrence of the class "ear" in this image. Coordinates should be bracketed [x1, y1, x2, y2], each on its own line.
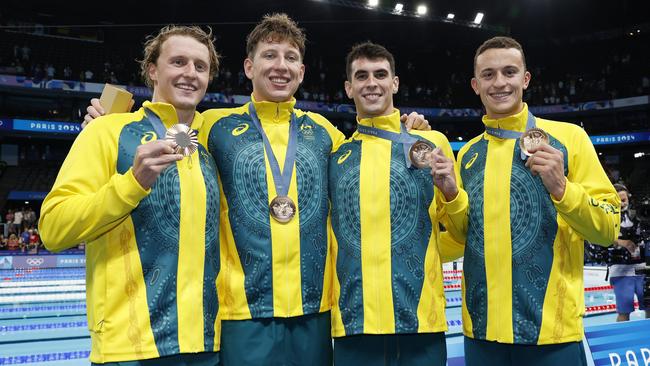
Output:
[470, 77, 480, 95]
[297, 63, 305, 84]
[243, 57, 254, 80]
[523, 70, 531, 90]
[147, 62, 158, 86]
[344, 80, 353, 99]
[392, 75, 399, 94]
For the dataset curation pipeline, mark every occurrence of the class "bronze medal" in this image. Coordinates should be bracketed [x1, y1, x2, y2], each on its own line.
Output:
[519, 128, 549, 156]
[408, 140, 434, 169]
[166, 124, 198, 157]
[269, 196, 296, 223]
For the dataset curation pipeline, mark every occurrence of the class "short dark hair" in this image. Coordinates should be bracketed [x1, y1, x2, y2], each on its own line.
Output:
[140, 25, 220, 89]
[474, 36, 526, 73]
[246, 13, 306, 60]
[345, 42, 396, 81]
[614, 183, 629, 193]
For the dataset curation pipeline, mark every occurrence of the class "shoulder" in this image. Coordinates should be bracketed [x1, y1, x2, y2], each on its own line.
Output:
[537, 118, 586, 141]
[410, 129, 450, 147]
[202, 105, 248, 125]
[296, 109, 335, 129]
[81, 110, 145, 139]
[457, 134, 485, 161]
[296, 109, 345, 144]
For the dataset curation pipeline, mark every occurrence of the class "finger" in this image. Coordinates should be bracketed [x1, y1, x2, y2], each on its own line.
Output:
[404, 116, 414, 131]
[430, 148, 447, 162]
[147, 154, 184, 166]
[149, 140, 177, 155]
[137, 140, 176, 158]
[528, 164, 541, 176]
[127, 99, 135, 112]
[434, 162, 453, 174]
[426, 152, 437, 170]
[400, 113, 408, 122]
[82, 116, 91, 129]
[90, 98, 105, 115]
[527, 143, 559, 155]
[529, 150, 556, 162]
[86, 105, 102, 119]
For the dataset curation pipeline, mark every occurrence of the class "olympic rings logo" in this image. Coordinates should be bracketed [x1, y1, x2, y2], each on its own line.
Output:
[26, 257, 44, 266]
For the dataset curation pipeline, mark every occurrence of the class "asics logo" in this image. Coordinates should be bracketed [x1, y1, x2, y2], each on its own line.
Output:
[465, 153, 479, 169]
[232, 123, 249, 136]
[337, 150, 352, 164]
[141, 131, 157, 144]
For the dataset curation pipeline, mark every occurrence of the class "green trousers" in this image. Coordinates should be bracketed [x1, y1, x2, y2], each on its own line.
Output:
[92, 352, 219, 366]
[220, 311, 332, 366]
[334, 332, 447, 366]
[464, 337, 587, 366]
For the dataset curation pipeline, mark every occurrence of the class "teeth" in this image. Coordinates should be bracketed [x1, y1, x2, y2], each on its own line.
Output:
[270, 78, 289, 84]
[176, 84, 196, 91]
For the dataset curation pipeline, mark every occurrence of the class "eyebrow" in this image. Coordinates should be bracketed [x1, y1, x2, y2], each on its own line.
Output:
[354, 68, 389, 76]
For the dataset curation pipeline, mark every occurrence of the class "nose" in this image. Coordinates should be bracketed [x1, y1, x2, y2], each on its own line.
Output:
[273, 55, 289, 72]
[365, 74, 379, 88]
[493, 71, 507, 87]
[183, 62, 198, 78]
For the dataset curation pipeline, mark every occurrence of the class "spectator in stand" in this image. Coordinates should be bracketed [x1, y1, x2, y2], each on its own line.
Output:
[20, 227, 30, 246]
[5, 209, 14, 227]
[46, 64, 56, 80]
[27, 229, 40, 254]
[20, 44, 30, 63]
[12, 209, 23, 234]
[23, 208, 35, 228]
[84, 69, 93, 81]
[6, 234, 19, 251]
[63, 65, 72, 79]
[0, 235, 6, 250]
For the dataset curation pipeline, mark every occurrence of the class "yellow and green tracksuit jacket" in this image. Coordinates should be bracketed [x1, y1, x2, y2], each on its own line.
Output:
[200, 97, 345, 320]
[328, 110, 468, 337]
[39, 101, 221, 363]
[456, 103, 620, 345]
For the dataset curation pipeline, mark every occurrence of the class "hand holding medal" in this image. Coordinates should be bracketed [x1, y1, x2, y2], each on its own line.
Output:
[427, 148, 459, 202]
[523, 137, 567, 200]
[132, 140, 184, 190]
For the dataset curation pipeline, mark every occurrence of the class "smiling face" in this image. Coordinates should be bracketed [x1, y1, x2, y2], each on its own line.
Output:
[344, 57, 398, 119]
[471, 47, 531, 119]
[244, 40, 305, 103]
[148, 35, 210, 115]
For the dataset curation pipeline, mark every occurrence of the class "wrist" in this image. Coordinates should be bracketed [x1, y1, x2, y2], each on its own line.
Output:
[444, 186, 459, 202]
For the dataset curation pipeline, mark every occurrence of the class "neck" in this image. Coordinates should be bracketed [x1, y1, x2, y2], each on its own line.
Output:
[151, 93, 195, 126]
[176, 108, 195, 126]
[252, 90, 292, 104]
[486, 101, 525, 120]
[356, 105, 395, 121]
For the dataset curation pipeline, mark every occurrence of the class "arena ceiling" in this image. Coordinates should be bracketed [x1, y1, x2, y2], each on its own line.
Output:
[2, 0, 645, 41]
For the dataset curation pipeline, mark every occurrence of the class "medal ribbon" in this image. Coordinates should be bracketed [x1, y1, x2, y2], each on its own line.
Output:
[248, 103, 298, 198]
[357, 123, 418, 168]
[144, 108, 198, 140]
[484, 111, 536, 160]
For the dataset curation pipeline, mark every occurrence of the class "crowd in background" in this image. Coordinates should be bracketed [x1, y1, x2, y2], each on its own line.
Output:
[0, 207, 41, 253]
[1, 30, 648, 109]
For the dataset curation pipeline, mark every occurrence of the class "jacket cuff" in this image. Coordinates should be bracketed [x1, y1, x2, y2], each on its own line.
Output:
[114, 168, 150, 207]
